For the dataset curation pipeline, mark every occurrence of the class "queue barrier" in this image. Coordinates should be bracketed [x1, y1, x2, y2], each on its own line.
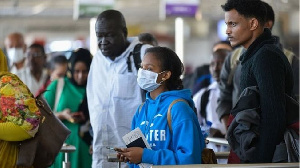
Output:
[107, 152, 299, 168]
[206, 137, 229, 146]
[152, 163, 299, 168]
[107, 153, 122, 168]
[60, 144, 76, 168]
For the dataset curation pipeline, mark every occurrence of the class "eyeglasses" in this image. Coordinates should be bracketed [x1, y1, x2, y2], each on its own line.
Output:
[27, 52, 44, 57]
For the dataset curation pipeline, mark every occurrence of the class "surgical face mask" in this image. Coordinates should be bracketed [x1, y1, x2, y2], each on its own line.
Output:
[7, 48, 25, 64]
[137, 68, 165, 92]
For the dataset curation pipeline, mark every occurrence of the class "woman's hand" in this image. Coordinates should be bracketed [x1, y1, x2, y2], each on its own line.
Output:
[117, 147, 144, 164]
[71, 111, 85, 123]
[56, 108, 73, 122]
[117, 149, 130, 163]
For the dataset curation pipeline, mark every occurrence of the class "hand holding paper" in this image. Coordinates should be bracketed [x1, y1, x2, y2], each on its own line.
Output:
[117, 147, 144, 164]
[121, 127, 153, 168]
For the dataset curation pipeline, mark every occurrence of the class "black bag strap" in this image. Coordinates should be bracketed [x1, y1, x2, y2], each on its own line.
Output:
[200, 88, 210, 122]
[129, 43, 147, 102]
[127, 43, 143, 72]
[132, 43, 143, 71]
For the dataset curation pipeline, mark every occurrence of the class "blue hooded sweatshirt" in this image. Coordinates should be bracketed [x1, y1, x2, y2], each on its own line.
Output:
[131, 89, 205, 167]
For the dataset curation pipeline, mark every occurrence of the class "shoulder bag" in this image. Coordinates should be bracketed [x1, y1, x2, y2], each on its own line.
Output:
[17, 93, 71, 168]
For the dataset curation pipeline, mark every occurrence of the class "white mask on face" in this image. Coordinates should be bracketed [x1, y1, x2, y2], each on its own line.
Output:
[7, 48, 25, 64]
[137, 68, 165, 92]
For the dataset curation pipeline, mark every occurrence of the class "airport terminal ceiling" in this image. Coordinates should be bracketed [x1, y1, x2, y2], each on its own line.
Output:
[0, 0, 298, 67]
[0, 0, 298, 31]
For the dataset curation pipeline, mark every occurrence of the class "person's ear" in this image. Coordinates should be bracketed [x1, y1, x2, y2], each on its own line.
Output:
[249, 18, 259, 30]
[162, 71, 171, 81]
[264, 20, 273, 30]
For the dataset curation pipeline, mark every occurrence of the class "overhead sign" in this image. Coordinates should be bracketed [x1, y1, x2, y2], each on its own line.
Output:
[165, 0, 199, 17]
[74, 0, 114, 20]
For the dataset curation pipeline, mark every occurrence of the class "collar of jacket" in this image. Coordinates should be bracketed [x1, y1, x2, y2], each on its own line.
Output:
[239, 28, 278, 64]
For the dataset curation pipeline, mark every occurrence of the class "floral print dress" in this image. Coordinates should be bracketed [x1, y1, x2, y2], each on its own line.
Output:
[0, 72, 41, 168]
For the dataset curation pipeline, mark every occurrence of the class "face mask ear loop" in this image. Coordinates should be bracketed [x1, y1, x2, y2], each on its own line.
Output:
[158, 80, 164, 85]
[158, 70, 166, 75]
[158, 71, 167, 84]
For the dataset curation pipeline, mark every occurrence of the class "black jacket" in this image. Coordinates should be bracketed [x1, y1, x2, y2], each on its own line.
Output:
[239, 28, 294, 163]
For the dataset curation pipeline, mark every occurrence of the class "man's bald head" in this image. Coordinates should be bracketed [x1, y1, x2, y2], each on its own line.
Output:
[95, 10, 129, 59]
[96, 10, 127, 37]
[4, 32, 27, 65]
[5, 32, 25, 49]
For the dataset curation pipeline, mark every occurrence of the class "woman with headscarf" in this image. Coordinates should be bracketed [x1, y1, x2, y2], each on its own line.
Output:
[44, 48, 92, 168]
[1, 48, 41, 168]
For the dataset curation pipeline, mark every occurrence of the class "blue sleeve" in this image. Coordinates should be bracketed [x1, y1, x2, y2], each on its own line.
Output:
[141, 101, 205, 165]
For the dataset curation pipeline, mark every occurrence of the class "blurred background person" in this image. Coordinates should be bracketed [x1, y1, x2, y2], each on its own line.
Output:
[16, 43, 48, 96]
[44, 48, 92, 168]
[193, 48, 230, 163]
[4, 32, 27, 74]
[138, 32, 158, 46]
[35, 55, 68, 96]
[187, 40, 233, 95]
[212, 40, 233, 52]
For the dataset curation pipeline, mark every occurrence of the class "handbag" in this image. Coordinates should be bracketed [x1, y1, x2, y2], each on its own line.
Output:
[16, 94, 71, 168]
[201, 148, 217, 164]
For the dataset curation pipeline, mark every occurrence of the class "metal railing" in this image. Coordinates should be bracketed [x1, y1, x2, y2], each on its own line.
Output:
[60, 144, 76, 168]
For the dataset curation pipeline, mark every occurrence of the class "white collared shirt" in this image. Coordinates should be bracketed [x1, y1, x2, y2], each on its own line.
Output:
[193, 81, 226, 135]
[14, 67, 48, 96]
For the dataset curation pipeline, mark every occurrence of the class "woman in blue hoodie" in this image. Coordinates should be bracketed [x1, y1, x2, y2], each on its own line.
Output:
[118, 46, 205, 167]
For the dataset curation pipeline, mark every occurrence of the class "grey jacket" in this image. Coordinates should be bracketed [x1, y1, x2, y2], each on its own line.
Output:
[226, 86, 260, 162]
[227, 86, 299, 163]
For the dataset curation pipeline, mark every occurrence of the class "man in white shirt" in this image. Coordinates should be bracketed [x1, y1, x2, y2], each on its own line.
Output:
[193, 49, 230, 161]
[4, 32, 27, 74]
[87, 10, 151, 168]
[16, 43, 48, 95]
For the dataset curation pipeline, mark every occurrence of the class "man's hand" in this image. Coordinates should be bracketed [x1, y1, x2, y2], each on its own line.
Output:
[221, 114, 229, 138]
[221, 114, 229, 130]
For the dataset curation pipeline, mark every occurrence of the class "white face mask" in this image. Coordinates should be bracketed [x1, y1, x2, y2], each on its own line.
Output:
[7, 48, 25, 64]
[137, 68, 165, 92]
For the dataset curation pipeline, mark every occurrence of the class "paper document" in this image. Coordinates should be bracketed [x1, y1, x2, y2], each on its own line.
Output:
[122, 127, 152, 168]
